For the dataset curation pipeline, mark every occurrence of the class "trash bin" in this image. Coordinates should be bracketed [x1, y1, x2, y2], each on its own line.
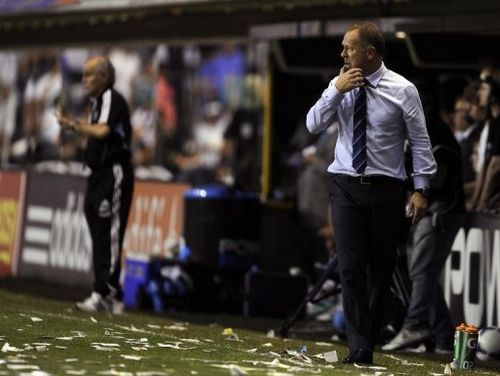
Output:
[183, 185, 260, 270]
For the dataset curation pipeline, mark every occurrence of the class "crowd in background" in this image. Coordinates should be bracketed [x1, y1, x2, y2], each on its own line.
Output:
[0, 43, 266, 191]
[448, 66, 500, 214]
[0, 45, 499, 212]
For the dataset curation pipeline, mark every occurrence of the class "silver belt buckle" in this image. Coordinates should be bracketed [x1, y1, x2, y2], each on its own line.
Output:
[359, 175, 371, 185]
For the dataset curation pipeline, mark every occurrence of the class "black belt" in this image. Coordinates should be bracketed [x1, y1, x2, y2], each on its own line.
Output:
[333, 174, 403, 185]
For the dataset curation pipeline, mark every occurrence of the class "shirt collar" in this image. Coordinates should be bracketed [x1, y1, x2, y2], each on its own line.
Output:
[365, 62, 387, 88]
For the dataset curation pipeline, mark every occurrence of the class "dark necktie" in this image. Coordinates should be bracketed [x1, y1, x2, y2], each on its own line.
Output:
[352, 84, 367, 174]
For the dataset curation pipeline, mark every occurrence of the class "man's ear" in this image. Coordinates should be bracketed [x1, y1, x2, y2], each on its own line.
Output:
[367, 46, 377, 60]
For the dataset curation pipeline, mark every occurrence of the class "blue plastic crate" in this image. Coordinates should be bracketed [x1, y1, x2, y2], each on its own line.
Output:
[123, 254, 151, 309]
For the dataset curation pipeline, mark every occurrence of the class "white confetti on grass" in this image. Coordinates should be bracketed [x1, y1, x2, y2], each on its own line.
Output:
[30, 317, 43, 322]
[115, 324, 142, 332]
[2, 342, 24, 353]
[6, 364, 40, 370]
[97, 370, 134, 376]
[314, 342, 334, 347]
[157, 342, 197, 350]
[323, 350, 338, 363]
[19, 371, 51, 376]
[120, 355, 143, 361]
[353, 363, 387, 370]
[90, 316, 98, 323]
[179, 338, 201, 344]
[91, 343, 120, 347]
[91, 345, 119, 352]
[66, 371, 87, 375]
[70, 331, 87, 338]
[163, 325, 187, 331]
[400, 359, 424, 366]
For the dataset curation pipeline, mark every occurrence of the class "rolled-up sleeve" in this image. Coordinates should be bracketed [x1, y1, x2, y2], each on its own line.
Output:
[403, 85, 437, 188]
[306, 78, 344, 134]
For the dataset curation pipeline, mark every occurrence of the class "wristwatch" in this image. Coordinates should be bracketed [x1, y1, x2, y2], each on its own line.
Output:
[414, 187, 430, 198]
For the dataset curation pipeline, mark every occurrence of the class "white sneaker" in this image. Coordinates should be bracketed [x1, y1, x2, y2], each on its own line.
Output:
[109, 298, 125, 315]
[76, 292, 109, 312]
[381, 328, 431, 351]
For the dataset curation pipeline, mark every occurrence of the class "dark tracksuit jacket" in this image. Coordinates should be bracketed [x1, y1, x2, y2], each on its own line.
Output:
[85, 87, 134, 300]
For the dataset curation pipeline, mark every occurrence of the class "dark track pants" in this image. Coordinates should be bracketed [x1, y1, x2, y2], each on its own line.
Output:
[330, 174, 405, 353]
[84, 163, 134, 300]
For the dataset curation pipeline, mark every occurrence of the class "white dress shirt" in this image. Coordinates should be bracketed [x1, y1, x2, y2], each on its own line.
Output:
[306, 63, 436, 189]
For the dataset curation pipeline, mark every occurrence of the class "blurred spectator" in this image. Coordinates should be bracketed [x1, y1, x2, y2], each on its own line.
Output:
[459, 99, 487, 198]
[0, 52, 18, 166]
[176, 100, 231, 185]
[452, 96, 471, 141]
[297, 124, 338, 276]
[23, 52, 62, 161]
[383, 107, 465, 354]
[155, 63, 178, 133]
[131, 59, 158, 166]
[468, 73, 500, 212]
[109, 48, 141, 104]
[153, 62, 182, 172]
[198, 44, 245, 108]
[221, 72, 263, 191]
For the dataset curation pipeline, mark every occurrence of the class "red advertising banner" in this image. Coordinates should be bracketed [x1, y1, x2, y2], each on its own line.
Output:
[0, 170, 26, 277]
[123, 181, 190, 258]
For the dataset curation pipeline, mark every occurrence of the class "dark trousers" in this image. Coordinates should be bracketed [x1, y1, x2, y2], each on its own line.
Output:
[330, 174, 405, 353]
[84, 163, 134, 300]
[404, 214, 462, 347]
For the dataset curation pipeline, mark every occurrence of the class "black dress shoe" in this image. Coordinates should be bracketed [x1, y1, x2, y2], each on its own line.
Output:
[343, 349, 373, 364]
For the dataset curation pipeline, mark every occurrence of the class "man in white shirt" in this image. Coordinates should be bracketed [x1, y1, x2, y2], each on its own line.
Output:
[306, 22, 436, 364]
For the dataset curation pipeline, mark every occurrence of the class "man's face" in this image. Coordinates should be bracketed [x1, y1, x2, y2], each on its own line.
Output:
[340, 29, 369, 71]
[82, 60, 106, 98]
[453, 98, 471, 131]
[478, 82, 491, 108]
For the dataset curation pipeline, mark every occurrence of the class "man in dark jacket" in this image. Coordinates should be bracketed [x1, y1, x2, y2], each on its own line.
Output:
[382, 109, 465, 353]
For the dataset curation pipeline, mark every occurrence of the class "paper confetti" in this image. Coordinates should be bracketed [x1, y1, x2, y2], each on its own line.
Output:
[353, 363, 387, 370]
[121, 355, 143, 361]
[229, 364, 248, 375]
[164, 325, 187, 331]
[2, 342, 23, 353]
[323, 350, 338, 363]
[6, 364, 40, 370]
[314, 342, 333, 347]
